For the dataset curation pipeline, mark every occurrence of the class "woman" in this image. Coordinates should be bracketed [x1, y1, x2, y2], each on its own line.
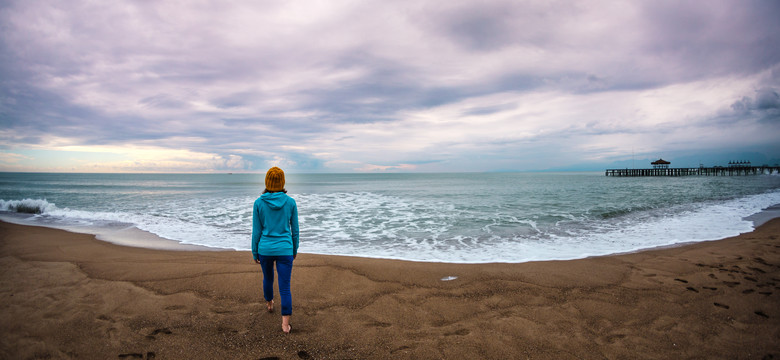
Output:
[251, 166, 299, 333]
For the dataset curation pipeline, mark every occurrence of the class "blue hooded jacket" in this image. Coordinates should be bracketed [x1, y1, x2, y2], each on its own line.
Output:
[252, 192, 299, 260]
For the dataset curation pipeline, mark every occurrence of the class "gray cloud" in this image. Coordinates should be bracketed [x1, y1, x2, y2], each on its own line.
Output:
[755, 88, 780, 110]
[731, 88, 780, 124]
[638, 1, 780, 76]
[0, 0, 778, 172]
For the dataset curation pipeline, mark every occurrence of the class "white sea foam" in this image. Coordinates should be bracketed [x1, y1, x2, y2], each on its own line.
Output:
[2, 174, 780, 263]
[292, 190, 780, 263]
[0, 198, 56, 214]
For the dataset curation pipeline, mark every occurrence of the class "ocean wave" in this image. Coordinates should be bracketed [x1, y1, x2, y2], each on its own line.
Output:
[0, 198, 56, 214]
[296, 189, 780, 263]
[595, 206, 649, 219]
[2, 183, 779, 263]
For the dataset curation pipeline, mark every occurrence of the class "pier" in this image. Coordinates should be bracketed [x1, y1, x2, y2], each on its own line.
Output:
[605, 159, 780, 177]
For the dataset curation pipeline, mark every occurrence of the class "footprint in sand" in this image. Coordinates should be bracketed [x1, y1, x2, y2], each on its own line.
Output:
[390, 346, 412, 354]
[605, 334, 626, 343]
[743, 289, 755, 294]
[259, 357, 281, 360]
[713, 303, 729, 309]
[445, 329, 471, 336]
[298, 351, 313, 359]
[366, 321, 392, 328]
[723, 281, 741, 287]
[759, 292, 773, 296]
[754, 311, 769, 318]
[686, 287, 699, 293]
[118, 353, 143, 359]
[748, 267, 766, 274]
[674, 278, 689, 283]
[147, 328, 172, 340]
[745, 276, 758, 282]
[702, 286, 717, 291]
[753, 257, 769, 266]
[150, 328, 172, 335]
[708, 274, 718, 279]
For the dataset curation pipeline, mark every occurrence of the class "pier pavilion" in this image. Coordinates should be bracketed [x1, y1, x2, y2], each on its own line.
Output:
[651, 159, 670, 169]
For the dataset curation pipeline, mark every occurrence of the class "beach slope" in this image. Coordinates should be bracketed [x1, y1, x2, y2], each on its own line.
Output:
[1, 220, 779, 359]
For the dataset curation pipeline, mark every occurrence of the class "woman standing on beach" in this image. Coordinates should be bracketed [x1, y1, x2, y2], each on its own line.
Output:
[252, 166, 299, 333]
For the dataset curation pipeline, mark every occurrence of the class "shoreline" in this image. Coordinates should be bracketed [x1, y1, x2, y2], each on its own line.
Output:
[1, 219, 779, 359]
[744, 203, 780, 227]
[0, 214, 224, 252]
[1, 201, 778, 263]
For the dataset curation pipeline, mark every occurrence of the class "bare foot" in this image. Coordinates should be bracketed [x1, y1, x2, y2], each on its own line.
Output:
[282, 315, 291, 333]
[266, 300, 274, 313]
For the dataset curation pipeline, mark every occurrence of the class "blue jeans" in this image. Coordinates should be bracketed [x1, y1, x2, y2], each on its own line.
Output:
[258, 255, 294, 316]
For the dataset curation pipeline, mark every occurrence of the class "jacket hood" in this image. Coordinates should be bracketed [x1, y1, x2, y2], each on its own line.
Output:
[260, 192, 288, 210]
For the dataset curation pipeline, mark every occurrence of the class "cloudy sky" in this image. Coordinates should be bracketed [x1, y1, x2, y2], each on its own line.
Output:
[1, 0, 778, 173]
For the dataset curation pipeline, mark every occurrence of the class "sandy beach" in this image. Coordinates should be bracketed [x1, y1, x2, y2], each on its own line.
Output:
[1, 220, 779, 359]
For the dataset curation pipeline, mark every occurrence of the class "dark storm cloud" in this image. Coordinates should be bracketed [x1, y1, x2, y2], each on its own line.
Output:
[731, 88, 780, 123]
[754, 88, 780, 111]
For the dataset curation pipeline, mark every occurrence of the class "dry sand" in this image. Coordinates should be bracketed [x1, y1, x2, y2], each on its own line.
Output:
[1, 219, 779, 359]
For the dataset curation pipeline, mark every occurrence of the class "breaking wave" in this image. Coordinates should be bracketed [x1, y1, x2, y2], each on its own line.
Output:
[0, 199, 56, 214]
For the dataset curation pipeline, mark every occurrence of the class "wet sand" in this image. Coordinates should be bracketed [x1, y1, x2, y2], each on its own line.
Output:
[1, 219, 779, 359]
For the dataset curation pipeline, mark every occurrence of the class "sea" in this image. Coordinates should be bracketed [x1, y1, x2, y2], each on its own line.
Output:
[1, 172, 779, 263]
